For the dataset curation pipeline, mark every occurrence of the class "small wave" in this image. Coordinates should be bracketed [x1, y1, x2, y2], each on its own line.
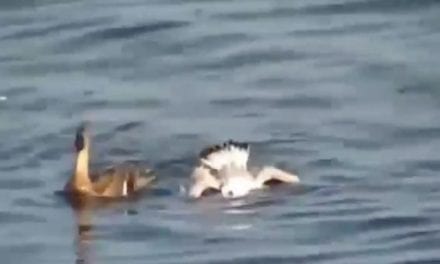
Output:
[0, 178, 43, 190]
[1, 17, 114, 40]
[82, 20, 189, 41]
[0, 211, 46, 224]
[196, 49, 307, 70]
[214, 0, 440, 20]
[209, 95, 335, 109]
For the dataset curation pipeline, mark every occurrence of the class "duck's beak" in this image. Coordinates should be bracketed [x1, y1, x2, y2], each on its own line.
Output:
[74, 123, 88, 152]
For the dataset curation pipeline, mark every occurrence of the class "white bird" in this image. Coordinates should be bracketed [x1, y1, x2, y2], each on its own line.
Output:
[189, 140, 299, 199]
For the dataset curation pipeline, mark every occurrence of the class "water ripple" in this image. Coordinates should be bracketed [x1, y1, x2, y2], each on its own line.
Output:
[0, 211, 46, 224]
[1, 17, 114, 40]
[0, 178, 43, 190]
[84, 21, 190, 41]
[0, 0, 439, 263]
[196, 49, 308, 70]
[214, 0, 440, 20]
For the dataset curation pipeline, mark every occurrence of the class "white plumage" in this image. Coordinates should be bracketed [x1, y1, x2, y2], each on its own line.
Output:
[189, 140, 300, 199]
[200, 141, 249, 170]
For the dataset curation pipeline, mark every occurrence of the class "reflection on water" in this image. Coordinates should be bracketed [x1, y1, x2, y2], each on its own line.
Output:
[74, 207, 93, 264]
[65, 194, 100, 264]
[66, 194, 137, 264]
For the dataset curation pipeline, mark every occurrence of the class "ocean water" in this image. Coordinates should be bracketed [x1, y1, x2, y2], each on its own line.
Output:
[1, 0, 440, 263]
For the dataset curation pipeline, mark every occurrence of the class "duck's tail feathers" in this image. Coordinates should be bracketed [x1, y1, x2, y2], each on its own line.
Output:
[199, 140, 249, 170]
[128, 168, 155, 192]
[137, 174, 156, 190]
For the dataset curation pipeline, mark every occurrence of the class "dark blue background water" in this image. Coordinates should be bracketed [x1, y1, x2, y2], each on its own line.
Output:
[1, 0, 440, 263]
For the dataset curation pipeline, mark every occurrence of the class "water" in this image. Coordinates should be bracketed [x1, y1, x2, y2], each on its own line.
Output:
[1, 0, 440, 263]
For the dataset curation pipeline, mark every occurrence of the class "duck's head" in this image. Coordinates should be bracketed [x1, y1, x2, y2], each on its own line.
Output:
[74, 123, 89, 152]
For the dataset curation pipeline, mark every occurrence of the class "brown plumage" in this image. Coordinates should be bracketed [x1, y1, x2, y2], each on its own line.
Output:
[64, 123, 155, 198]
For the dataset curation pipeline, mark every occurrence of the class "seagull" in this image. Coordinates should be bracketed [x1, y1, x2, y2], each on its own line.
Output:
[189, 140, 299, 199]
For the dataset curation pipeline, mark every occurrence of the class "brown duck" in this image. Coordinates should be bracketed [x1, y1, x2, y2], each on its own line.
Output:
[64, 123, 155, 198]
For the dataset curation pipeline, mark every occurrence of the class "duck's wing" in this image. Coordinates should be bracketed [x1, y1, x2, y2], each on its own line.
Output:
[188, 166, 221, 198]
[255, 166, 300, 187]
[91, 164, 155, 197]
[89, 167, 116, 195]
[199, 140, 249, 170]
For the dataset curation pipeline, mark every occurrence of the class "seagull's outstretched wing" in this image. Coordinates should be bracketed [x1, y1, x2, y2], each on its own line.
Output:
[188, 166, 221, 198]
[199, 140, 249, 170]
[255, 166, 300, 187]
